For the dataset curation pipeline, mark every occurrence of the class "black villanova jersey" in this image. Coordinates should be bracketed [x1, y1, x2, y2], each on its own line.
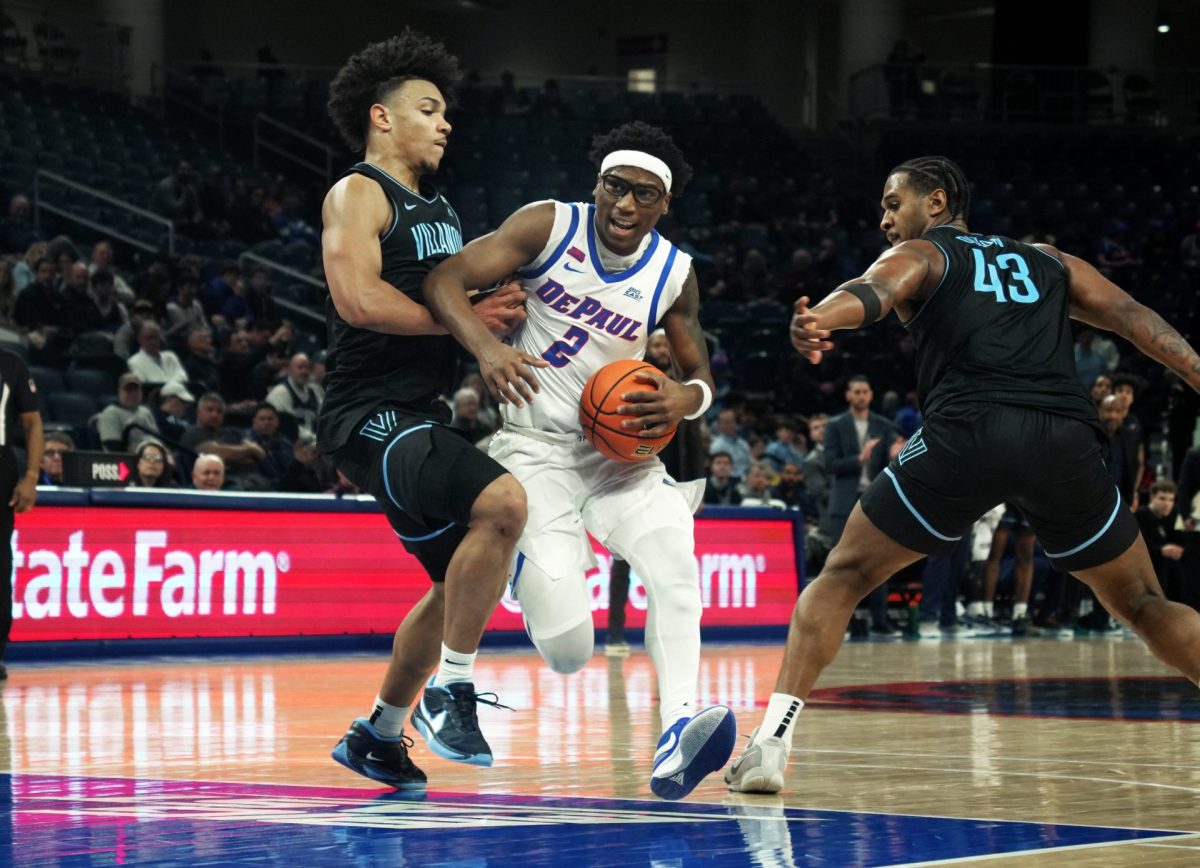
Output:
[904, 225, 1097, 428]
[318, 162, 464, 452]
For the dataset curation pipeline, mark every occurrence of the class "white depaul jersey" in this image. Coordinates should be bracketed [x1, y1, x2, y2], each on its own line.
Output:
[502, 201, 693, 434]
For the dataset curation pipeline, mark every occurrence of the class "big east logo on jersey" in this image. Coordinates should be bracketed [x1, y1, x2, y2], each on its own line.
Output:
[533, 278, 643, 342]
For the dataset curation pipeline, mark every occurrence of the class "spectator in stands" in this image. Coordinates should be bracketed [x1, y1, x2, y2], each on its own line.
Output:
[60, 262, 91, 313]
[1090, 373, 1113, 411]
[822, 374, 900, 634]
[449, 386, 492, 442]
[182, 327, 221, 394]
[1111, 372, 1145, 441]
[1073, 328, 1119, 387]
[87, 240, 135, 305]
[155, 381, 195, 445]
[1181, 447, 1200, 531]
[150, 160, 203, 231]
[1136, 480, 1185, 600]
[265, 352, 324, 436]
[704, 451, 742, 506]
[96, 373, 161, 451]
[130, 255, 172, 310]
[893, 390, 922, 439]
[272, 191, 319, 246]
[246, 402, 292, 488]
[217, 328, 266, 410]
[77, 269, 128, 336]
[773, 462, 818, 521]
[12, 241, 48, 293]
[281, 432, 335, 493]
[1, 194, 42, 254]
[181, 392, 269, 491]
[741, 461, 787, 508]
[164, 274, 207, 345]
[38, 432, 74, 485]
[229, 184, 277, 243]
[202, 262, 239, 317]
[710, 408, 751, 480]
[243, 266, 276, 323]
[764, 417, 806, 473]
[802, 412, 829, 520]
[14, 256, 68, 355]
[1100, 394, 1140, 507]
[127, 322, 188, 387]
[218, 270, 255, 324]
[191, 453, 226, 491]
[114, 300, 158, 360]
[460, 371, 500, 433]
[128, 439, 174, 488]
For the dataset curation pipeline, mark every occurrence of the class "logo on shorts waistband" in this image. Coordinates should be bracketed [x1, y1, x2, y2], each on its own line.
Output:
[897, 429, 927, 465]
[359, 410, 399, 442]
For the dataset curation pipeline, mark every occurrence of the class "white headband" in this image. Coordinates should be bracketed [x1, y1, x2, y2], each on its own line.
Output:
[601, 150, 672, 193]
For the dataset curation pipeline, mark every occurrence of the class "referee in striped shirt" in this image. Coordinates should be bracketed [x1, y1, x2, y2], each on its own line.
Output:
[0, 348, 44, 680]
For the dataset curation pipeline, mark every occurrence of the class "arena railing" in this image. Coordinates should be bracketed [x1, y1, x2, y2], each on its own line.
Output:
[237, 251, 326, 328]
[33, 169, 176, 254]
[253, 113, 337, 187]
[848, 62, 1194, 126]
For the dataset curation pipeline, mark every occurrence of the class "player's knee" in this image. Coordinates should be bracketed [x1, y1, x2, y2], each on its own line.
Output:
[471, 474, 527, 538]
[534, 622, 594, 674]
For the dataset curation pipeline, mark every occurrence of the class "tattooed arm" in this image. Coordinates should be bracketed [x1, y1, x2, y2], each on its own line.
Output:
[1043, 244, 1200, 392]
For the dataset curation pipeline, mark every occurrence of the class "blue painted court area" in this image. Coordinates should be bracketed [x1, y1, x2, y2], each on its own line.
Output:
[0, 774, 1184, 866]
[808, 676, 1200, 722]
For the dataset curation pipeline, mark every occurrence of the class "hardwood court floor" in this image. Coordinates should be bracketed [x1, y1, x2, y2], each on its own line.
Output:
[3, 636, 1199, 865]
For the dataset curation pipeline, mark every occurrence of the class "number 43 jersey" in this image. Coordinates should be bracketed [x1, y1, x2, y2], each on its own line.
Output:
[905, 224, 1096, 427]
[502, 201, 693, 435]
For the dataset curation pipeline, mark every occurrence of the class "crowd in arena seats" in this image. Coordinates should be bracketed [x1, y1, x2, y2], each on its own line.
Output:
[2, 70, 1199, 620]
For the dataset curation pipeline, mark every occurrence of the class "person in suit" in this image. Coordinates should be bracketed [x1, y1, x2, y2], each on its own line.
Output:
[819, 375, 900, 633]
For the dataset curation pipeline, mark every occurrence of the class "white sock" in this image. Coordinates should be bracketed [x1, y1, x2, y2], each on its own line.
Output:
[435, 643, 476, 685]
[983, 601, 994, 618]
[369, 695, 408, 738]
[967, 601, 985, 617]
[760, 692, 803, 751]
[1013, 602, 1029, 620]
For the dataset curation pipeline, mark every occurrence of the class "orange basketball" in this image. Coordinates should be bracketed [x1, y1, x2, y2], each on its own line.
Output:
[580, 359, 677, 462]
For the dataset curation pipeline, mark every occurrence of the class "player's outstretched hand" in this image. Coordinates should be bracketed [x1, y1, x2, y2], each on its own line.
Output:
[790, 296, 833, 364]
[478, 343, 549, 408]
[472, 282, 529, 337]
[617, 371, 684, 438]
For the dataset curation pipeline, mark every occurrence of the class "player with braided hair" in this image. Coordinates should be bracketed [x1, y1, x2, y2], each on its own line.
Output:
[727, 155, 1200, 794]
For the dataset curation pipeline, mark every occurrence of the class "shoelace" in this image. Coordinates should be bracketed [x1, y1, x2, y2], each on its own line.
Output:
[448, 688, 513, 733]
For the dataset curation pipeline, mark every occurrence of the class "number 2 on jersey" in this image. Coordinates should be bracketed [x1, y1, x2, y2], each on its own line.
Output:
[542, 325, 590, 368]
[971, 249, 1040, 304]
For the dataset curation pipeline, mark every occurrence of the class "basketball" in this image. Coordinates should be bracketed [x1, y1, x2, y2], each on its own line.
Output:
[579, 359, 677, 462]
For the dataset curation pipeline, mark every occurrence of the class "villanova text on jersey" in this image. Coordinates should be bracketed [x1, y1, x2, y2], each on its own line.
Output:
[411, 222, 463, 260]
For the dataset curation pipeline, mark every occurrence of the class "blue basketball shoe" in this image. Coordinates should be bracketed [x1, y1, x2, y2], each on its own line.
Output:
[650, 705, 737, 800]
[331, 718, 426, 790]
[411, 678, 509, 767]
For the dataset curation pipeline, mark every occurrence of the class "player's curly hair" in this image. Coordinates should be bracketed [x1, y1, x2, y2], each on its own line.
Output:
[327, 29, 462, 153]
[588, 121, 694, 198]
[890, 156, 971, 221]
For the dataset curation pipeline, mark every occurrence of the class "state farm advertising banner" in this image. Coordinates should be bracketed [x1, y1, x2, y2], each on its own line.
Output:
[10, 506, 800, 642]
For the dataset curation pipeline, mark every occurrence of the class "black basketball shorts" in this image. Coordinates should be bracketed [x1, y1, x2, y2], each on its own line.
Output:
[332, 406, 508, 582]
[859, 402, 1139, 573]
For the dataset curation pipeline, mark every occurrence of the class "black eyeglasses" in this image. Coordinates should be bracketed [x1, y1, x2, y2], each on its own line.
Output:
[44, 449, 67, 457]
[600, 174, 666, 207]
[140, 454, 165, 464]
